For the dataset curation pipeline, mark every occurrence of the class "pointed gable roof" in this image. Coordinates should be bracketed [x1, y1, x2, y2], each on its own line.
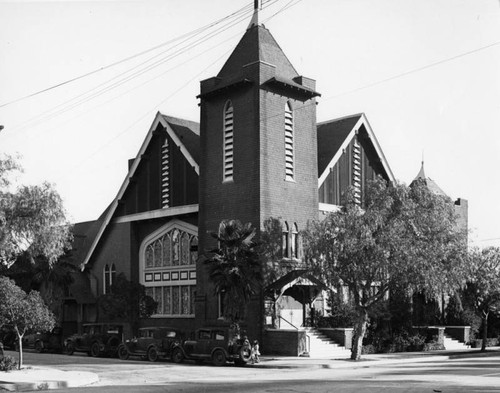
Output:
[317, 113, 395, 186]
[79, 112, 200, 270]
[217, 25, 298, 80]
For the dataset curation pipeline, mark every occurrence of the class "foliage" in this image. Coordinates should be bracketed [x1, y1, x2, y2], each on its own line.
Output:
[0, 355, 18, 371]
[0, 155, 73, 269]
[465, 247, 500, 351]
[316, 294, 357, 328]
[0, 276, 55, 369]
[303, 177, 467, 360]
[203, 220, 263, 326]
[98, 273, 158, 324]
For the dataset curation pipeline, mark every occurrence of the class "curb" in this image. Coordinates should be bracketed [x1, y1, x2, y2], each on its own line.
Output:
[0, 369, 99, 391]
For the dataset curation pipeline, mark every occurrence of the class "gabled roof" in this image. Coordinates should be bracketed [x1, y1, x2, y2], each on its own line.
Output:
[79, 112, 200, 270]
[217, 24, 298, 80]
[317, 113, 395, 187]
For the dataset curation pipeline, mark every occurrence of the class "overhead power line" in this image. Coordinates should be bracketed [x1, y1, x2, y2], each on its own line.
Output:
[0, 1, 254, 109]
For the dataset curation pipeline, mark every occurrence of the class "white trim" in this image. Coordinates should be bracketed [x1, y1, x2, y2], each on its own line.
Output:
[318, 203, 341, 213]
[112, 204, 198, 224]
[80, 112, 199, 270]
[317, 113, 395, 188]
[158, 116, 200, 175]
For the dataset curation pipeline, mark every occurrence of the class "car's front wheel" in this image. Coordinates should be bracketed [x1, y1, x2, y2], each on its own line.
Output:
[147, 346, 159, 362]
[171, 347, 184, 364]
[90, 342, 101, 357]
[212, 349, 226, 367]
[65, 341, 75, 355]
[117, 344, 129, 360]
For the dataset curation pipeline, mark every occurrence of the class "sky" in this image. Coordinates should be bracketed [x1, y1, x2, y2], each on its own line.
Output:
[1, 0, 499, 247]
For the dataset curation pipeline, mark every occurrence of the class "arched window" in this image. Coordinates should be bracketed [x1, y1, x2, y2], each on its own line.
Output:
[285, 102, 294, 181]
[282, 221, 289, 258]
[223, 101, 234, 182]
[291, 223, 299, 259]
[140, 221, 198, 318]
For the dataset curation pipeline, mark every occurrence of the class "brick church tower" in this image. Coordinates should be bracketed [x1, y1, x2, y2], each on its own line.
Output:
[196, 3, 320, 337]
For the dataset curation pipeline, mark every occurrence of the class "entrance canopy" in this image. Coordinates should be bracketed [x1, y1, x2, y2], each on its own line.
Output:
[265, 269, 330, 304]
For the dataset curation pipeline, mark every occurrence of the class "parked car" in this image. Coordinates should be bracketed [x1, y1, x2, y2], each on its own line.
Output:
[32, 327, 64, 353]
[170, 327, 251, 366]
[64, 323, 123, 357]
[117, 327, 184, 362]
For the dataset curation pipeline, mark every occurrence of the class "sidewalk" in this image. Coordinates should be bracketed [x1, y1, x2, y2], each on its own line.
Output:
[0, 347, 499, 391]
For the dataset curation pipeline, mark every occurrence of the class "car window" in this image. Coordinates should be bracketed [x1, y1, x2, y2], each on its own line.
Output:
[198, 330, 211, 340]
[139, 329, 152, 338]
[214, 331, 225, 341]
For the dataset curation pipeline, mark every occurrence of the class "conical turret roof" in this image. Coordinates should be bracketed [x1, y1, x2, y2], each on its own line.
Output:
[412, 161, 447, 196]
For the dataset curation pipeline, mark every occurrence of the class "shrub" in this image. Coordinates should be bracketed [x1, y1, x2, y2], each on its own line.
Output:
[0, 355, 18, 371]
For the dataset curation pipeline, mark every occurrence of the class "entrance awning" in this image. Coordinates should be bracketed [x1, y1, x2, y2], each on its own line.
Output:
[265, 269, 330, 301]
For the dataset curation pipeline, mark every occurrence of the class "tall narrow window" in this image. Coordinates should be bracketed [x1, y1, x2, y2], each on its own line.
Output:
[223, 101, 234, 181]
[282, 221, 289, 258]
[285, 102, 294, 181]
[352, 138, 361, 204]
[161, 137, 170, 208]
[291, 223, 299, 259]
[103, 264, 116, 294]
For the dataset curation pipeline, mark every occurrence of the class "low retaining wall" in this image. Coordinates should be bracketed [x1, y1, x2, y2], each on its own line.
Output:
[412, 326, 445, 344]
[263, 329, 307, 356]
[318, 328, 353, 349]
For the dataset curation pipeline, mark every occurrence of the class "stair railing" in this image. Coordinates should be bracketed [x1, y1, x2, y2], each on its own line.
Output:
[277, 316, 310, 355]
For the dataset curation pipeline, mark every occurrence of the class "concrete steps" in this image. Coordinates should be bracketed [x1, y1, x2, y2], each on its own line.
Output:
[303, 328, 350, 359]
[443, 334, 467, 350]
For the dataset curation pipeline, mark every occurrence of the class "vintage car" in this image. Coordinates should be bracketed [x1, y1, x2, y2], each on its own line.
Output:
[117, 327, 183, 362]
[64, 323, 123, 357]
[32, 327, 64, 353]
[170, 327, 251, 366]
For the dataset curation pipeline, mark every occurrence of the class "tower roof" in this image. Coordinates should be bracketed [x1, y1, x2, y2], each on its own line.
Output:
[412, 161, 448, 196]
[216, 24, 299, 80]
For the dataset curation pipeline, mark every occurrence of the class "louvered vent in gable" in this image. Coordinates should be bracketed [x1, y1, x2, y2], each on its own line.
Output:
[223, 101, 234, 181]
[285, 102, 294, 181]
[353, 138, 361, 204]
[161, 138, 170, 208]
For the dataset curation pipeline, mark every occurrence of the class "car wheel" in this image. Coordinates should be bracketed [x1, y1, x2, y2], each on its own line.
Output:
[171, 347, 184, 364]
[117, 344, 129, 360]
[147, 346, 159, 362]
[90, 342, 101, 357]
[212, 349, 226, 367]
[65, 341, 75, 355]
[239, 345, 251, 363]
[34, 340, 44, 353]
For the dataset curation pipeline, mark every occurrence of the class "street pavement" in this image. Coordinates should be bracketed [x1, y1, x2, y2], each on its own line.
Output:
[0, 347, 499, 391]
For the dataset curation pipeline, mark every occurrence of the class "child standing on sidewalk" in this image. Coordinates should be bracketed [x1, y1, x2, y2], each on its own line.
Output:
[251, 340, 260, 364]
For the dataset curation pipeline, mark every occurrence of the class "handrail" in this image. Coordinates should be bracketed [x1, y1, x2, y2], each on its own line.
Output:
[278, 316, 299, 330]
[277, 316, 310, 354]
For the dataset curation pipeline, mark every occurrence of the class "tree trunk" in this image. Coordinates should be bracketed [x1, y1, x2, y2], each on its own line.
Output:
[351, 307, 369, 361]
[481, 312, 488, 352]
[17, 333, 23, 370]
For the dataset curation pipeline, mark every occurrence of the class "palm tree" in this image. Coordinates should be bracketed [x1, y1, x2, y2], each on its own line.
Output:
[204, 220, 263, 330]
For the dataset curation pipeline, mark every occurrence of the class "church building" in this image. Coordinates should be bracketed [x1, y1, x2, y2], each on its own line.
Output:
[64, 4, 397, 354]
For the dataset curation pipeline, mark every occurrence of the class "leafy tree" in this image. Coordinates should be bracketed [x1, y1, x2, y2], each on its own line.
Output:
[303, 177, 467, 360]
[98, 273, 158, 331]
[0, 155, 73, 269]
[466, 247, 500, 351]
[0, 276, 55, 369]
[203, 220, 263, 331]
